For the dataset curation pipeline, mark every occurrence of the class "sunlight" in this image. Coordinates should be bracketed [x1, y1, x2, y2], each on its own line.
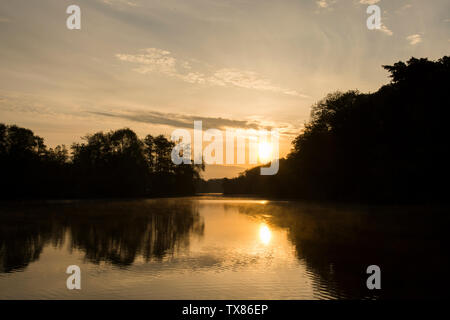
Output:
[259, 224, 272, 245]
[258, 142, 273, 163]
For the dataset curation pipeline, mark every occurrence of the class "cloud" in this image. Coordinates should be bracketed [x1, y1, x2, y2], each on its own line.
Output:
[316, 0, 337, 10]
[116, 48, 308, 97]
[395, 4, 413, 13]
[406, 34, 423, 45]
[90, 109, 264, 130]
[0, 93, 56, 115]
[379, 23, 393, 36]
[91, 109, 299, 137]
[316, 0, 329, 8]
[209, 69, 308, 98]
[359, 0, 380, 4]
[100, 0, 138, 7]
[116, 48, 177, 75]
[0, 92, 298, 136]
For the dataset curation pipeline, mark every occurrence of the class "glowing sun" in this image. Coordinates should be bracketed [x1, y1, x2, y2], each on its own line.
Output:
[258, 142, 273, 162]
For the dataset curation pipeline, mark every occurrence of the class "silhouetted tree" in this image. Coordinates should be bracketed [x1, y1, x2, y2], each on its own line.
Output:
[71, 128, 149, 197]
[0, 125, 203, 199]
[223, 56, 450, 204]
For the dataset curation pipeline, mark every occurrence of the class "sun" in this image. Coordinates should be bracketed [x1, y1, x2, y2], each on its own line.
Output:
[258, 142, 273, 162]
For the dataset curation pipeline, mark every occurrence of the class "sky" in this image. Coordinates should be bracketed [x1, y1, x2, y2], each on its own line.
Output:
[0, 0, 449, 178]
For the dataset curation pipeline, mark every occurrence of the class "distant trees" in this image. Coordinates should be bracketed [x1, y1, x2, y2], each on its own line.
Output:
[195, 178, 224, 193]
[0, 124, 68, 198]
[71, 128, 149, 197]
[223, 56, 450, 203]
[142, 133, 203, 195]
[0, 125, 203, 199]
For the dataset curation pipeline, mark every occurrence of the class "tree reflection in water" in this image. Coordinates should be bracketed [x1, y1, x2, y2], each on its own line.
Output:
[1, 199, 448, 299]
[0, 199, 204, 272]
[231, 202, 450, 299]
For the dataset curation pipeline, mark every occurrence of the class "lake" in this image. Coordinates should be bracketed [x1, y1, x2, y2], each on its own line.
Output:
[0, 196, 448, 299]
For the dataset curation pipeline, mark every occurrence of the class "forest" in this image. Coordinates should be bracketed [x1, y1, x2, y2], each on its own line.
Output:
[0, 126, 203, 199]
[222, 56, 450, 203]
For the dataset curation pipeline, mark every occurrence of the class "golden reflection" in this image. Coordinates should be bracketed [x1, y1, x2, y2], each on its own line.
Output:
[259, 224, 272, 245]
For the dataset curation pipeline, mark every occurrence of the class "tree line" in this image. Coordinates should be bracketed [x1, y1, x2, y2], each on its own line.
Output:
[222, 56, 450, 204]
[0, 126, 203, 199]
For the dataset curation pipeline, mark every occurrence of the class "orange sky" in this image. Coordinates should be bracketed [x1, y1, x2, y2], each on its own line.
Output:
[1, 0, 449, 178]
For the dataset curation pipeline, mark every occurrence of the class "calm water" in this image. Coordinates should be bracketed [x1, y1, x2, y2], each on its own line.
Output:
[0, 196, 448, 299]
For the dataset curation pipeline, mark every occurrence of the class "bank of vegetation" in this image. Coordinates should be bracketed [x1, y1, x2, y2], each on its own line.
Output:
[222, 56, 450, 203]
[0, 126, 203, 199]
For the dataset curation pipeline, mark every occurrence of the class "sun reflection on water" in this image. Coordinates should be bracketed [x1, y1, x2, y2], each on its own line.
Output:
[259, 224, 272, 245]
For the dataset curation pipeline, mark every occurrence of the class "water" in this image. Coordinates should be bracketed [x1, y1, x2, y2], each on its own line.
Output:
[0, 196, 448, 299]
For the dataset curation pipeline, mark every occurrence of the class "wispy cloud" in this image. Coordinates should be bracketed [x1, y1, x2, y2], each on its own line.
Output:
[406, 34, 423, 45]
[100, 0, 138, 7]
[116, 48, 308, 97]
[379, 23, 393, 36]
[316, 0, 329, 8]
[0, 92, 295, 136]
[209, 69, 307, 97]
[0, 93, 53, 115]
[316, 0, 337, 10]
[116, 48, 177, 75]
[395, 3, 413, 13]
[91, 109, 264, 130]
[91, 109, 299, 137]
[359, 0, 380, 4]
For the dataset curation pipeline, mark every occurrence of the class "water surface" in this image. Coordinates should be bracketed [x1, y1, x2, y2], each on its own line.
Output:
[0, 196, 448, 299]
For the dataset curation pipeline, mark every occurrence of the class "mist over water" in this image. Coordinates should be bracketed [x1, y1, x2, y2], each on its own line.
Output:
[0, 196, 448, 299]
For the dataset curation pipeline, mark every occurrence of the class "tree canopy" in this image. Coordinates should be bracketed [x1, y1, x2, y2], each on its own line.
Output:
[0, 126, 203, 199]
[223, 56, 450, 203]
